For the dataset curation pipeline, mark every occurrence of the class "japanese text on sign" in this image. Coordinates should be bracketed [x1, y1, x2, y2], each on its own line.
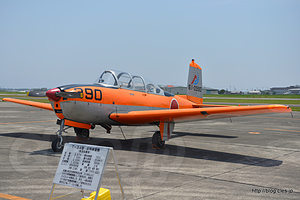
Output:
[53, 143, 110, 191]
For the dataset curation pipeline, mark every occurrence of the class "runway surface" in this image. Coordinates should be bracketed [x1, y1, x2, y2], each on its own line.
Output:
[0, 102, 299, 199]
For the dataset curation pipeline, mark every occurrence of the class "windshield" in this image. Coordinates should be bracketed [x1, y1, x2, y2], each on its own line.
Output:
[95, 71, 118, 86]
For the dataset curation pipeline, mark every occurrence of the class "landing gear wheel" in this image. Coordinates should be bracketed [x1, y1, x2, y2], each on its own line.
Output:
[74, 128, 90, 141]
[52, 137, 64, 152]
[152, 131, 165, 149]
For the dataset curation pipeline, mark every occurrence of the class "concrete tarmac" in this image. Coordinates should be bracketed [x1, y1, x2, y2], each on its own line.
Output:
[0, 102, 299, 199]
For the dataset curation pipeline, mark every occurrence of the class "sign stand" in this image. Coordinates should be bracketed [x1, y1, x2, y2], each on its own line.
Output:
[48, 143, 125, 200]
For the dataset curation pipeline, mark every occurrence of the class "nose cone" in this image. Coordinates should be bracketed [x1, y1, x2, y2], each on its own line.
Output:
[46, 88, 61, 101]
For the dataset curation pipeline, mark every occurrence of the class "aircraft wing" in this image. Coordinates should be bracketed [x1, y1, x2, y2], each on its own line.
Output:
[2, 98, 53, 111]
[110, 104, 292, 125]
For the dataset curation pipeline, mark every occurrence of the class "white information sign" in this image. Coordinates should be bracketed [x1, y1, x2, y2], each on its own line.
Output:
[52, 143, 110, 191]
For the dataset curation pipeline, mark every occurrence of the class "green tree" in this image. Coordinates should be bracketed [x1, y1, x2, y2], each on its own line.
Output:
[219, 89, 226, 94]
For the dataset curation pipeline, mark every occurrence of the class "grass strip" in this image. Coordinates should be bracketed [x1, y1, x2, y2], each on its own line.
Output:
[204, 94, 300, 98]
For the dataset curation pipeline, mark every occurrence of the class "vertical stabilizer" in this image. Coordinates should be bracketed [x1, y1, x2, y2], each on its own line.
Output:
[187, 59, 203, 104]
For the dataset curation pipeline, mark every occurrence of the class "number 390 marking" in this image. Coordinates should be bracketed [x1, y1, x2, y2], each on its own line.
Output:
[74, 88, 102, 101]
[85, 88, 102, 101]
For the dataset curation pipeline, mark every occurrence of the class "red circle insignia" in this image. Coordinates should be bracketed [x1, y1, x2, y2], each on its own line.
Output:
[170, 98, 179, 109]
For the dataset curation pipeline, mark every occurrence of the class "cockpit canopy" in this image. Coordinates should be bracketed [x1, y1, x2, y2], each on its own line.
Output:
[94, 70, 165, 96]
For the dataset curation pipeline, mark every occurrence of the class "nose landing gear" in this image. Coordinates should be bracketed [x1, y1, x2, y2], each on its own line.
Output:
[52, 137, 64, 152]
[51, 119, 92, 152]
[52, 119, 67, 152]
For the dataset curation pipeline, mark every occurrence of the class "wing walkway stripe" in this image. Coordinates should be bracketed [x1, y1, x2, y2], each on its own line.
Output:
[0, 193, 31, 200]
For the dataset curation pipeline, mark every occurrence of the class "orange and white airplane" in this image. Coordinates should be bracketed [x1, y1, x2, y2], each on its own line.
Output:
[3, 60, 292, 152]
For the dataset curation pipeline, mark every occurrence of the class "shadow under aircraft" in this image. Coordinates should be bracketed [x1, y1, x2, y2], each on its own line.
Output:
[0, 131, 282, 167]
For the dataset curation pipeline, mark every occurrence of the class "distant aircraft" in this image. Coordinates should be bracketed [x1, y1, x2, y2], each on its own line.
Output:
[3, 60, 292, 152]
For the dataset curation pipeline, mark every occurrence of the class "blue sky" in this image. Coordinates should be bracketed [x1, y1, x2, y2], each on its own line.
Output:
[1, 0, 299, 91]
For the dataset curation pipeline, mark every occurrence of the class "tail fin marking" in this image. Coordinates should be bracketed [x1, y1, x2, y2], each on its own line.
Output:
[187, 59, 203, 104]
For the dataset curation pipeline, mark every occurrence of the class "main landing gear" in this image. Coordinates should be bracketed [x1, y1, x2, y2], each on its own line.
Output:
[75, 127, 90, 141]
[152, 131, 165, 149]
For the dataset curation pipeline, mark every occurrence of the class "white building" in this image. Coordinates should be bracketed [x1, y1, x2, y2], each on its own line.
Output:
[248, 91, 262, 95]
[270, 85, 300, 94]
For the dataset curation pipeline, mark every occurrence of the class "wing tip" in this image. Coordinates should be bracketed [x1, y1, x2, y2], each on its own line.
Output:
[268, 104, 292, 113]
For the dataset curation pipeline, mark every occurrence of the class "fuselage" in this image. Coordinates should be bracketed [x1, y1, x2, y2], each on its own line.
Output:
[48, 84, 196, 126]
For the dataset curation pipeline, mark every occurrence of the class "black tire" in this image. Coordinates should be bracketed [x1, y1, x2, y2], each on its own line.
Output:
[52, 137, 64, 152]
[74, 128, 90, 140]
[81, 129, 89, 138]
[152, 131, 165, 148]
